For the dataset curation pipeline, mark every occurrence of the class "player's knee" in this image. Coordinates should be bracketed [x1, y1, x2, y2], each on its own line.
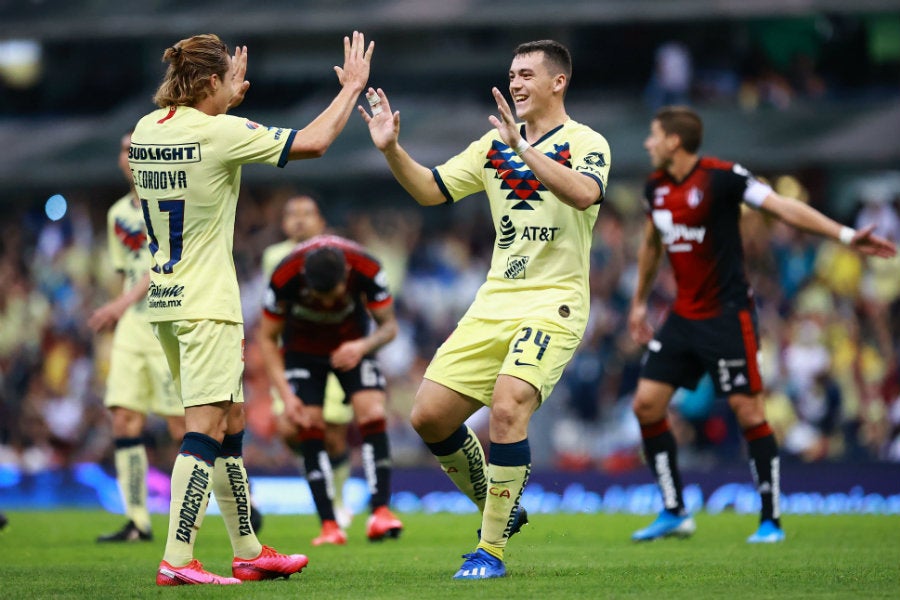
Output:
[631, 394, 664, 423]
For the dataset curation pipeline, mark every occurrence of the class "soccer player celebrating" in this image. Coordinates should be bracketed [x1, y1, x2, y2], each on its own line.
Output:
[258, 235, 403, 546]
[260, 193, 356, 536]
[90, 132, 186, 543]
[131, 31, 374, 585]
[628, 105, 896, 544]
[359, 40, 610, 579]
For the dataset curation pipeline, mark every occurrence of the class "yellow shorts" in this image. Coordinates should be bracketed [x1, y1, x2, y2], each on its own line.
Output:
[271, 373, 354, 425]
[424, 315, 581, 406]
[153, 319, 245, 408]
[104, 342, 183, 417]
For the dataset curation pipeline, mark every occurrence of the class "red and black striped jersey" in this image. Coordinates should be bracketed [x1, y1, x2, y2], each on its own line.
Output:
[643, 157, 771, 319]
[263, 234, 392, 355]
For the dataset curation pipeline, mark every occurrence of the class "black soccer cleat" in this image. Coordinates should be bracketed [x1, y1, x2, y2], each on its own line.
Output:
[96, 520, 153, 543]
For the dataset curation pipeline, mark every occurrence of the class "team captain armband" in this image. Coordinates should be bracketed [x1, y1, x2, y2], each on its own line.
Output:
[742, 178, 772, 208]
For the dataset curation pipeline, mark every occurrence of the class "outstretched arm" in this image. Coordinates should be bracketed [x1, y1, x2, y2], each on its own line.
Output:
[357, 87, 446, 206]
[288, 31, 375, 160]
[760, 192, 897, 258]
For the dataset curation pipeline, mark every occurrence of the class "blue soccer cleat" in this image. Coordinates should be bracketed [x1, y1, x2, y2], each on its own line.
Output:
[453, 548, 506, 580]
[477, 504, 529, 541]
[747, 520, 785, 543]
[632, 510, 696, 542]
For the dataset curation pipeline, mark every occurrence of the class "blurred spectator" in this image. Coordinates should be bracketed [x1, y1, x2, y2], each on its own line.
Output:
[645, 41, 693, 109]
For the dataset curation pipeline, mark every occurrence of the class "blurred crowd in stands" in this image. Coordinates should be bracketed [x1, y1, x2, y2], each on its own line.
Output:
[3, 172, 900, 477]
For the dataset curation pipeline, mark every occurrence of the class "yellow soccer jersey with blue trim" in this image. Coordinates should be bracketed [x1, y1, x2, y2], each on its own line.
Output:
[433, 119, 610, 334]
[106, 192, 159, 352]
[130, 106, 296, 323]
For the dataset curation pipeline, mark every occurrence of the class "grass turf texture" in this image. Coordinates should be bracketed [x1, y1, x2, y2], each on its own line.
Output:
[1, 511, 897, 599]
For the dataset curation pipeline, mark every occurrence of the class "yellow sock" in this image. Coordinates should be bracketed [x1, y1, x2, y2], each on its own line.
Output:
[213, 456, 263, 559]
[434, 425, 488, 512]
[115, 443, 150, 532]
[477, 463, 530, 560]
[163, 453, 214, 566]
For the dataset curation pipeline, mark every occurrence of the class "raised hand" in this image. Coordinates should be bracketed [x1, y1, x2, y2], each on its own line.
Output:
[227, 45, 250, 110]
[334, 31, 374, 93]
[487, 87, 522, 148]
[357, 87, 399, 152]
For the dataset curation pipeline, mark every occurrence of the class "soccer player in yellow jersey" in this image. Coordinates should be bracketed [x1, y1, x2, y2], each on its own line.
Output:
[91, 132, 186, 544]
[359, 40, 610, 579]
[131, 31, 374, 585]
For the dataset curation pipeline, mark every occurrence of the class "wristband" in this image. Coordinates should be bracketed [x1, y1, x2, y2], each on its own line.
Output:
[839, 226, 856, 245]
[515, 138, 531, 155]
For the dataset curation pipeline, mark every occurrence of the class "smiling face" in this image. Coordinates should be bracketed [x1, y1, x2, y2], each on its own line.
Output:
[508, 51, 563, 121]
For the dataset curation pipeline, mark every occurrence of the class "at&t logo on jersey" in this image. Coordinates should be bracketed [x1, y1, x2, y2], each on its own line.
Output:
[498, 215, 516, 249]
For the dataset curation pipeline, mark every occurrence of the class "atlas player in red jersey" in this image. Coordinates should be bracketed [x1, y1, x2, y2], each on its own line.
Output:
[628, 106, 895, 544]
[258, 234, 403, 544]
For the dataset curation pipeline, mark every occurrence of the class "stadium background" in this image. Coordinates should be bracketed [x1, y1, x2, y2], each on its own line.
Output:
[1, 0, 899, 517]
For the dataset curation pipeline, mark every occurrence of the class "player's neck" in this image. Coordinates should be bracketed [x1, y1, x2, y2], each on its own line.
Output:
[522, 107, 568, 143]
[667, 152, 699, 183]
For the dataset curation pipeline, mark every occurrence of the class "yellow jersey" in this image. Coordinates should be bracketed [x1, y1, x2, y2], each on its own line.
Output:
[433, 119, 610, 335]
[130, 106, 295, 323]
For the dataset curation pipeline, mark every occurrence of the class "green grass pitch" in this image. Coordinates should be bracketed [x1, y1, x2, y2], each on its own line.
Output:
[1, 510, 897, 599]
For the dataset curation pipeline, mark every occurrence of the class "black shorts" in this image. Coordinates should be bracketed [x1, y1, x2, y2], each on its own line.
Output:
[283, 352, 385, 407]
[640, 309, 763, 396]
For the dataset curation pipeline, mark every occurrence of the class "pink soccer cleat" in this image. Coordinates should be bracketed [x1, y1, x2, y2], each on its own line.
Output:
[156, 559, 242, 586]
[312, 520, 348, 546]
[231, 545, 309, 581]
[366, 506, 403, 541]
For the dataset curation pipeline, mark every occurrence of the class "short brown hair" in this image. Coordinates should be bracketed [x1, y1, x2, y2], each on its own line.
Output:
[153, 34, 229, 108]
[514, 40, 572, 88]
[654, 106, 703, 153]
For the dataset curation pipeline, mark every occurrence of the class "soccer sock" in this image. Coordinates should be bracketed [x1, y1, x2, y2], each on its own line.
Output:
[640, 419, 687, 514]
[330, 450, 351, 510]
[360, 419, 392, 510]
[478, 439, 531, 560]
[163, 432, 218, 567]
[113, 436, 151, 533]
[212, 430, 263, 559]
[744, 421, 781, 526]
[299, 428, 337, 523]
[425, 425, 488, 512]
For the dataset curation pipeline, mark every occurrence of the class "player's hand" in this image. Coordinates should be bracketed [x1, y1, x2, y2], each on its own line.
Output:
[357, 87, 399, 152]
[88, 298, 127, 332]
[851, 223, 898, 258]
[334, 31, 374, 93]
[487, 87, 523, 151]
[331, 340, 366, 372]
[227, 45, 250, 110]
[284, 393, 312, 430]
[628, 302, 654, 346]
